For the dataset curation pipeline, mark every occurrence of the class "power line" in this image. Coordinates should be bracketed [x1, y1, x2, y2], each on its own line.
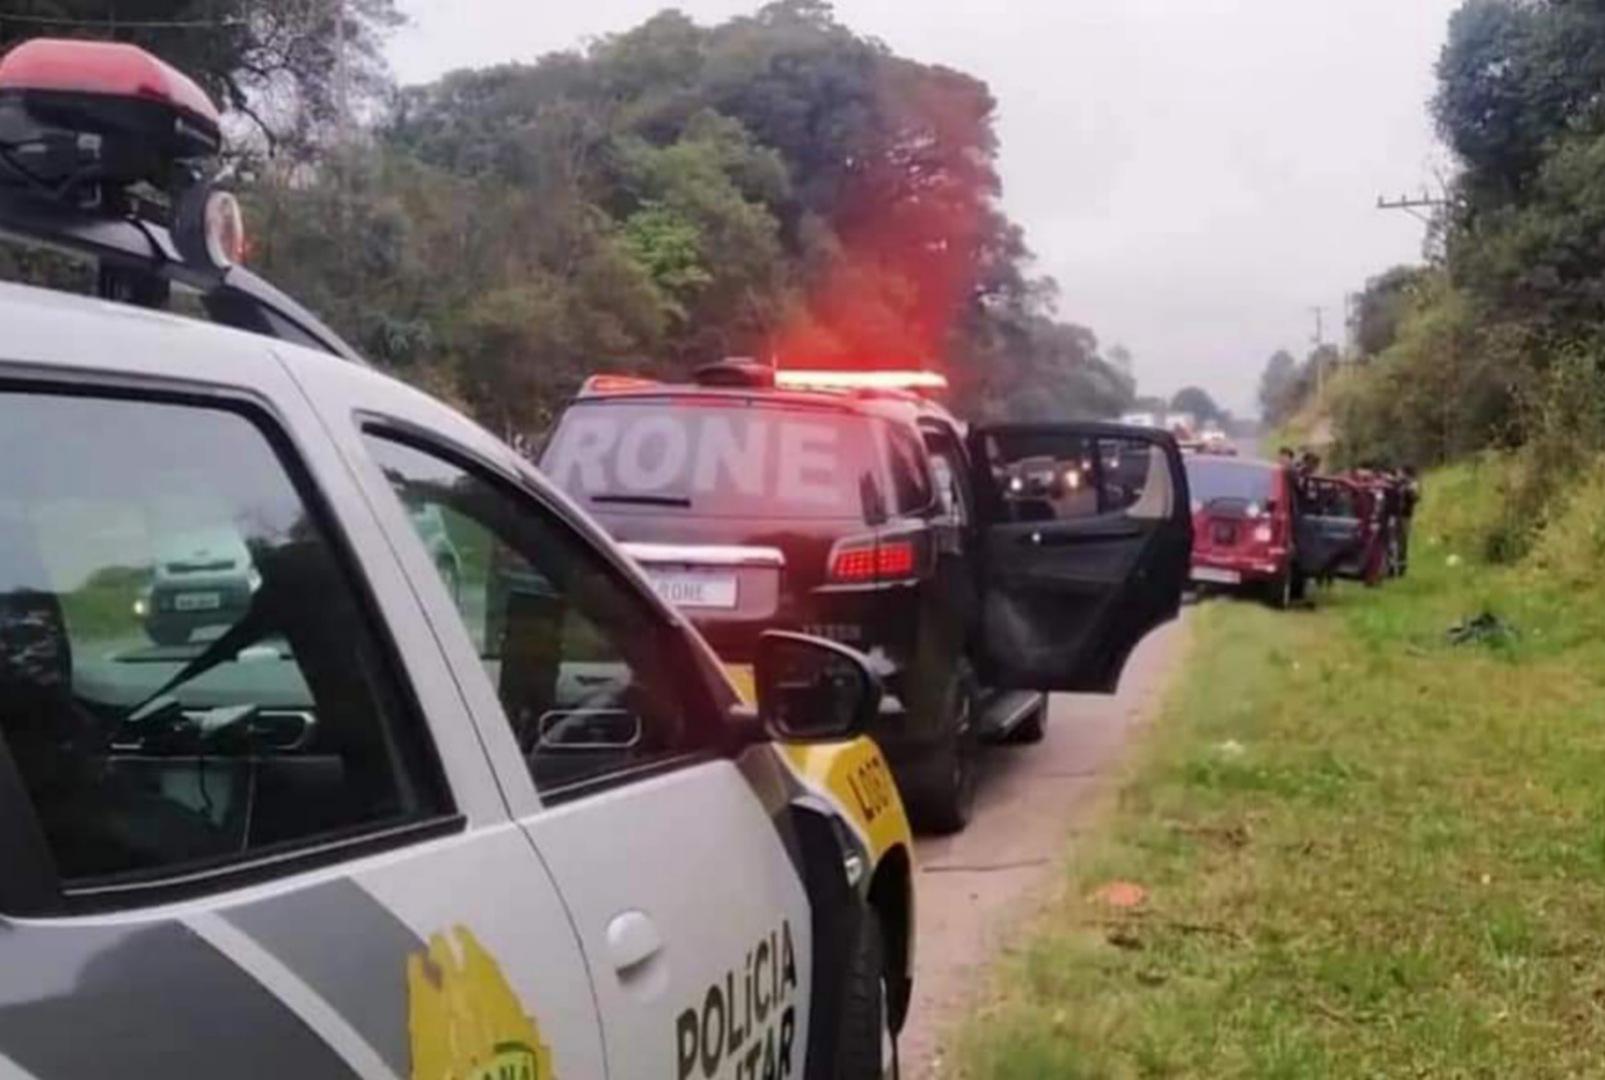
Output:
[0, 11, 246, 29]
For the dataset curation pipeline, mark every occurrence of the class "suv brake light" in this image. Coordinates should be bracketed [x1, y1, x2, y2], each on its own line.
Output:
[827, 533, 926, 584]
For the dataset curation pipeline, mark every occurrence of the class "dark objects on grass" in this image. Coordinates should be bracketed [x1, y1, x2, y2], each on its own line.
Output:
[1446, 611, 1519, 648]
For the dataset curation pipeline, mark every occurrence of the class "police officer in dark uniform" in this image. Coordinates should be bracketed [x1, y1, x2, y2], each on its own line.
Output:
[1396, 464, 1420, 576]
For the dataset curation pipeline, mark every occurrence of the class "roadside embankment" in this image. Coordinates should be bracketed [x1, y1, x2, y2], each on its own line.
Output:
[953, 457, 1605, 1077]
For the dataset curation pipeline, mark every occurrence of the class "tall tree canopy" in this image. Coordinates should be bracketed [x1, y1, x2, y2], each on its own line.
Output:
[1170, 386, 1225, 425]
[1258, 349, 1299, 424]
[0, 0, 1133, 433]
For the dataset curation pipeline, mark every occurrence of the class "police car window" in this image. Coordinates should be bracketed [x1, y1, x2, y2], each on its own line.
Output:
[987, 433, 1170, 522]
[923, 431, 971, 525]
[1099, 437, 1172, 519]
[0, 391, 444, 888]
[363, 435, 707, 797]
[884, 424, 933, 514]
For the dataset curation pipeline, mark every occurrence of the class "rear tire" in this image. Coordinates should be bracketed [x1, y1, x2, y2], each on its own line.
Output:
[1264, 569, 1293, 610]
[903, 662, 978, 835]
[837, 913, 897, 1078]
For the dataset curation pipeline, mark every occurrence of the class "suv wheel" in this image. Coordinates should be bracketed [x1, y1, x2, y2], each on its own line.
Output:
[1265, 569, 1294, 610]
[837, 911, 898, 1079]
[905, 661, 977, 834]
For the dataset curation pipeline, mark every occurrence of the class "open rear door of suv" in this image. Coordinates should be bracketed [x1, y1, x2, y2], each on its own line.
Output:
[968, 423, 1192, 693]
[1296, 476, 1366, 580]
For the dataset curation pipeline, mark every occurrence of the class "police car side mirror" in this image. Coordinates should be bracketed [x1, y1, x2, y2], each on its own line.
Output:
[754, 631, 882, 743]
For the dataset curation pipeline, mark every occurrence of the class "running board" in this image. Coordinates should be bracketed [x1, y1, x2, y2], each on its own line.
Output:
[979, 690, 1044, 737]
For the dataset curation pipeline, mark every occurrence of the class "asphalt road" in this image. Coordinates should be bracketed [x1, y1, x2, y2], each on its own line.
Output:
[898, 614, 1193, 1076]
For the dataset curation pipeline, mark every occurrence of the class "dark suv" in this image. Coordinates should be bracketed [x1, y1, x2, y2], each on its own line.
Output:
[541, 365, 1194, 831]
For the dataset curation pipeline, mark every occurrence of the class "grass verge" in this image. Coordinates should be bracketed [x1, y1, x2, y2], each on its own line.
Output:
[955, 478, 1605, 1078]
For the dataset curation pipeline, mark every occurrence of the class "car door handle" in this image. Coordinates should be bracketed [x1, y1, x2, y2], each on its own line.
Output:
[605, 910, 663, 974]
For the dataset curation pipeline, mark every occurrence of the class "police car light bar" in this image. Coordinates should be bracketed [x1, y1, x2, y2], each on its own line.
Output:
[0, 38, 222, 162]
[582, 374, 662, 395]
[0, 38, 360, 362]
[773, 370, 949, 392]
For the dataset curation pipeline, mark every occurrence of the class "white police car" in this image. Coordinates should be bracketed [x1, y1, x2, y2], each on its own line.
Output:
[0, 38, 915, 1078]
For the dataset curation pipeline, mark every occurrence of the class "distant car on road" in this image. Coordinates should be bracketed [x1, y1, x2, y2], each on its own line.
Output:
[406, 502, 465, 598]
[140, 526, 257, 646]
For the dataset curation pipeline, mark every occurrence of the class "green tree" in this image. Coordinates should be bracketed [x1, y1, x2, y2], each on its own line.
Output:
[1258, 349, 1299, 423]
[1171, 386, 1225, 425]
[1354, 266, 1427, 358]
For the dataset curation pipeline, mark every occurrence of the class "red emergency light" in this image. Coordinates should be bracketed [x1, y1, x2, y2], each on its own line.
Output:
[0, 38, 220, 128]
[0, 38, 222, 183]
[582, 374, 662, 395]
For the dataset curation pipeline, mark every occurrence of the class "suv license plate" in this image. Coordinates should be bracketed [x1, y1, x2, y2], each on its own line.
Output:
[173, 591, 223, 612]
[646, 569, 739, 609]
[1192, 567, 1242, 585]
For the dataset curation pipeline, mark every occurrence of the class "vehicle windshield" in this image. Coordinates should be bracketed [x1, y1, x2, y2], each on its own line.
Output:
[1186, 459, 1277, 507]
[541, 399, 895, 521]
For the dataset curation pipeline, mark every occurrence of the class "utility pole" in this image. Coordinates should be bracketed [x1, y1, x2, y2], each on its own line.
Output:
[1310, 306, 1327, 397]
[334, 0, 352, 147]
[1376, 191, 1447, 225]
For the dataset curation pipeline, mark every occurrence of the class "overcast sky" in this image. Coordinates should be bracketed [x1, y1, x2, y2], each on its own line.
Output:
[391, 0, 1459, 416]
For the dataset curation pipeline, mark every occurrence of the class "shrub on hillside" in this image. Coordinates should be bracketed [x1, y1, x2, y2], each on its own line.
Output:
[1329, 276, 1518, 470]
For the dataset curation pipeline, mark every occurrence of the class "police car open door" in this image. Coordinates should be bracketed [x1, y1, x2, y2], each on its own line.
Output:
[969, 423, 1192, 693]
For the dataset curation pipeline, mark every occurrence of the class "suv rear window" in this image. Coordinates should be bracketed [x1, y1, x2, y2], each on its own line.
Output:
[542, 399, 914, 520]
[1186, 459, 1278, 506]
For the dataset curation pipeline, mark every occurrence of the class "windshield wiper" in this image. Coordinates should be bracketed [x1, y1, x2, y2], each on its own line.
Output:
[590, 493, 693, 508]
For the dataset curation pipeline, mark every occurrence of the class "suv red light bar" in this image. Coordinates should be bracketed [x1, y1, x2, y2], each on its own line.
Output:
[775, 370, 948, 392]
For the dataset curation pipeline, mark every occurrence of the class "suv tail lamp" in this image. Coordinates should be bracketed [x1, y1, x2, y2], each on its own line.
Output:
[827, 534, 927, 585]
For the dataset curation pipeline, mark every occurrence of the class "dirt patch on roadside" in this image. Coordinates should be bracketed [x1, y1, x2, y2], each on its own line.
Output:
[900, 614, 1193, 1077]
